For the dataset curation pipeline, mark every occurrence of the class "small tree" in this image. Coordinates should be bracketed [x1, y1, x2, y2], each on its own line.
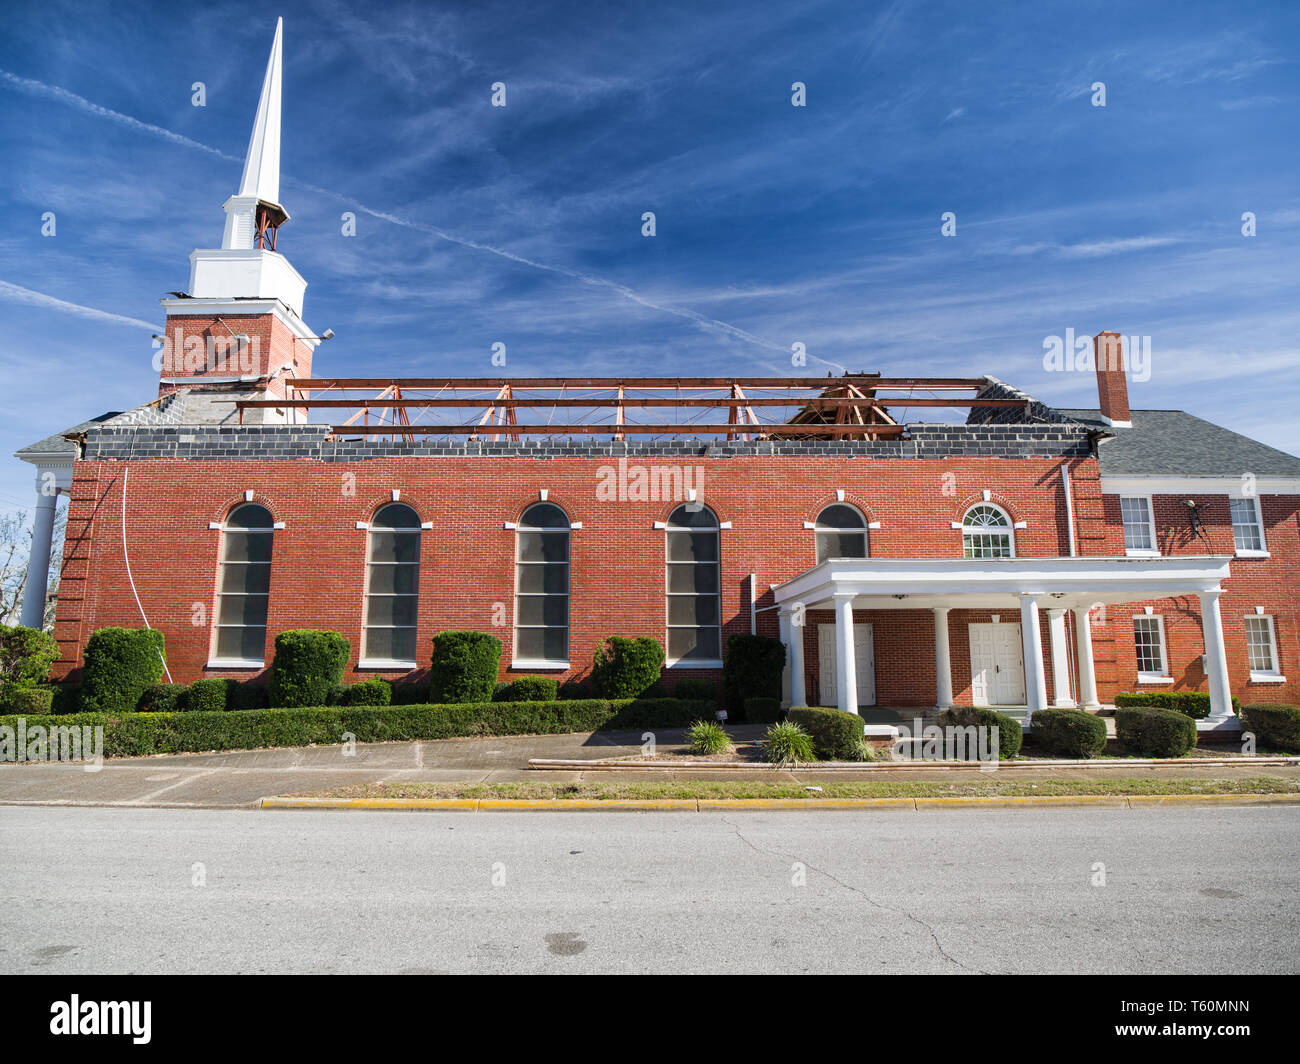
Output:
[0, 624, 59, 687]
[590, 636, 664, 698]
[723, 633, 785, 711]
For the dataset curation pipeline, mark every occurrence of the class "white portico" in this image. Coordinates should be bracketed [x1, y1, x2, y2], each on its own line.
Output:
[774, 554, 1238, 731]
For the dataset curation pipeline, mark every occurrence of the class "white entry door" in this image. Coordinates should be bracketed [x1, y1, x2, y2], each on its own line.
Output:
[968, 623, 1025, 706]
[817, 623, 875, 707]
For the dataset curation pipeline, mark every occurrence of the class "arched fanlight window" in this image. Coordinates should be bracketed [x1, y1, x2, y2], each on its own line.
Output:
[212, 503, 274, 664]
[363, 503, 422, 664]
[515, 503, 570, 665]
[665, 504, 721, 663]
[814, 504, 868, 562]
[961, 504, 1014, 558]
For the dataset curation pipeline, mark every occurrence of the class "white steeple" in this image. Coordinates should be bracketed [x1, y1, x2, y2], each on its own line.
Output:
[182, 17, 309, 320]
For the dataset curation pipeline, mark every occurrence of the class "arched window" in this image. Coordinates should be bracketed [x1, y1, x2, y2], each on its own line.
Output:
[665, 504, 721, 663]
[363, 504, 423, 664]
[961, 504, 1014, 558]
[212, 503, 274, 664]
[814, 504, 868, 562]
[515, 503, 570, 665]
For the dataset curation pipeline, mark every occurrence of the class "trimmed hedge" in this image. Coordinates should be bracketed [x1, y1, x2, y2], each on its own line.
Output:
[188, 678, 229, 713]
[497, 676, 559, 702]
[269, 630, 350, 708]
[49, 684, 81, 715]
[1114, 691, 1240, 720]
[226, 681, 268, 712]
[429, 630, 502, 704]
[0, 684, 54, 714]
[0, 697, 715, 759]
[1030, 708, 1108, 759]
[335, 678, 393, 707]
[722, 633, 785, 712]
[557, 679, 592, 701]
[743, 696, 783, 724]
[390, 681, 430, 706]
[672, 677, 715, 701]
[787, 705, 867, 761]
[1241, 704, 1300, 752]
[139, 683, 189, 713]
[0, 625, 58, 687]
[1116, 706, 1197, 757]
[936, 706, 1023, 760]
[591, 636, 664, 698]
[81, 627, 166, 714]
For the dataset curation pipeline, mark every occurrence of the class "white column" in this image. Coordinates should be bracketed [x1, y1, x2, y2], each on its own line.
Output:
[788, 607, 806, 708]
[932, 607, 953, 709]
[1072, 606, 1101, 710]
[20, 489, 58, 630]
[1198, 590, 1235, 725]
[778, 608, 792, 708]
[1046, 608, 1074, 707]
[1019, 593, 1048, 716]
[834, 592, 859, 715]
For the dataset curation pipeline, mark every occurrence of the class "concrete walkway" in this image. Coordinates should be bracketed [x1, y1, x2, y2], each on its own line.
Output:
[0, 727, 1295, 809]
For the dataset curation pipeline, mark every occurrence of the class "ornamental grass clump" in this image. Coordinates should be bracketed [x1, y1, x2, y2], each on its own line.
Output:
[687, 719, 733, 756]
[763, 721, 816, 765]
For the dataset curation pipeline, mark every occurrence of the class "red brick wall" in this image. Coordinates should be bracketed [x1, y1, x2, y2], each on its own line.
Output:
[157, 312, 312, 399]
[49, 450, 1300, 707]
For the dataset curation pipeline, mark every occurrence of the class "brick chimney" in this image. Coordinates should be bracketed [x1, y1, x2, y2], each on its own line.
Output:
[1093, 331, 1131, 427]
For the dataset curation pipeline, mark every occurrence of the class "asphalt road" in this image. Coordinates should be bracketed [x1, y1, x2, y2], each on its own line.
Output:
[1, 805, 1296, 974]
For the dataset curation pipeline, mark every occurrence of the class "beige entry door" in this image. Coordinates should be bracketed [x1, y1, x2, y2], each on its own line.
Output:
[817, 623, 875, 707]
[968, 622, 1025, 706]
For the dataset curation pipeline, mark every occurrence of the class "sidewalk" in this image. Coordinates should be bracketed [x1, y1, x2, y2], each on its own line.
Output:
[0, 728, 1296, 809]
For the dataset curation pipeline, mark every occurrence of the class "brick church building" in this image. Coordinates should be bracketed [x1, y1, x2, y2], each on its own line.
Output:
[15, 21, 1300, 734]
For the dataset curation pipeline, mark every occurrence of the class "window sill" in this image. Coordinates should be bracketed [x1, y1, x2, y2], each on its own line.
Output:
[510, 660, 569, 671]
[1136, 674, 1175, 684]
[1235, 550, 1270, 559]
[665, 659, 724, 670]
[1248, 673, 1286, 684]
[357, 660, 418, 671]
[205, 659, 265, 670]
[1124, 548, 1160, 558]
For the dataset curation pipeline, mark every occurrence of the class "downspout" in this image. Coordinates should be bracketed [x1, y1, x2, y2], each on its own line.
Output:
[1060, 463, 1077, 557]
[749, 573, 756, 635]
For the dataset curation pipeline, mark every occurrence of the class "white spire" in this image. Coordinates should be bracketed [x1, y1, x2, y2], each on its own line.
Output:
[236, 17, 283, 207]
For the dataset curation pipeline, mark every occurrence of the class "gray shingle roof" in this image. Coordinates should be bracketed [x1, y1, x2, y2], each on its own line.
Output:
[14, 412, 122, 457]
[1058, 408, 1300, 477]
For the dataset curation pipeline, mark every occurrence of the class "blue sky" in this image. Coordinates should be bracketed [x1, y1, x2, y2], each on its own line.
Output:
[1, 0, 1298, 519]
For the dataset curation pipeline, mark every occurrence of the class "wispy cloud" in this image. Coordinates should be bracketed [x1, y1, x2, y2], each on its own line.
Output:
[0, 279, 157, 331]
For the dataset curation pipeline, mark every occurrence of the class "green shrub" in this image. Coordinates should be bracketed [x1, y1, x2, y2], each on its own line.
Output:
[269, 630, 350, 708]
[687, 719, 733, 755]
[0, 697, 718, 759]
[591, 636, 664, 698]
[138, 683, 189, 713]
[1116, 707, 1197, 757]
[722, 634, 785, 711]
[1030, 708, 1108, 759]
[557, 679, 591, 701]
[936, 706, 1023, 760]
[673, 677, 716, 701]
[491, 681, 511, 702]
[49, 684, 80, 714]
[787, 705, 868, 761]
[498, 676, 560, 702]
[743, 696, 783, 724]
[81, 627, 166, 714]
[225, 681, 268, 712]
[341, 678, 393, 706]
[429, 630, 502, 704]
[0, 625, 59, 687]
[1114, 691, 1240, 720]
[187, 678, 229, 713]
[1242, 704, 1300, 752]
[390, 681, 430, 705]
[763, 721, 816, 765]
[0, 684, 54, 714]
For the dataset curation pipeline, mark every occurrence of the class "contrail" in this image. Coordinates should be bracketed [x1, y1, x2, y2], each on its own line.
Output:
[0, 68, 812, 362]
[0, 279, 157, 331]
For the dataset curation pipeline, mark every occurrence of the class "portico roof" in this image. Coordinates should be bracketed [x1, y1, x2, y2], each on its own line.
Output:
[772, 554, 1234, 612]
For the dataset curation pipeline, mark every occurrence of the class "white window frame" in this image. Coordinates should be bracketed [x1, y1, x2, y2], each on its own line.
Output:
[665, 504, 723, 669]
[207, 504, 275, 669]
[1229, 495, 1268, 558]
[812, 503, 869, 564]
[1119, 495, 1158, 556]
[359, 504, 423, 670]
[1244, 614, 1284, 683]
[512, 503, 571, 670]
[960, 503, 1016, 559]
[1132, 614, 1173, 682]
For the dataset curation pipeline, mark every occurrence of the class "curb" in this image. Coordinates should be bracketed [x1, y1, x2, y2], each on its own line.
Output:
[257, 793, 1300, 812]
[527, 755, 1300, 772]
